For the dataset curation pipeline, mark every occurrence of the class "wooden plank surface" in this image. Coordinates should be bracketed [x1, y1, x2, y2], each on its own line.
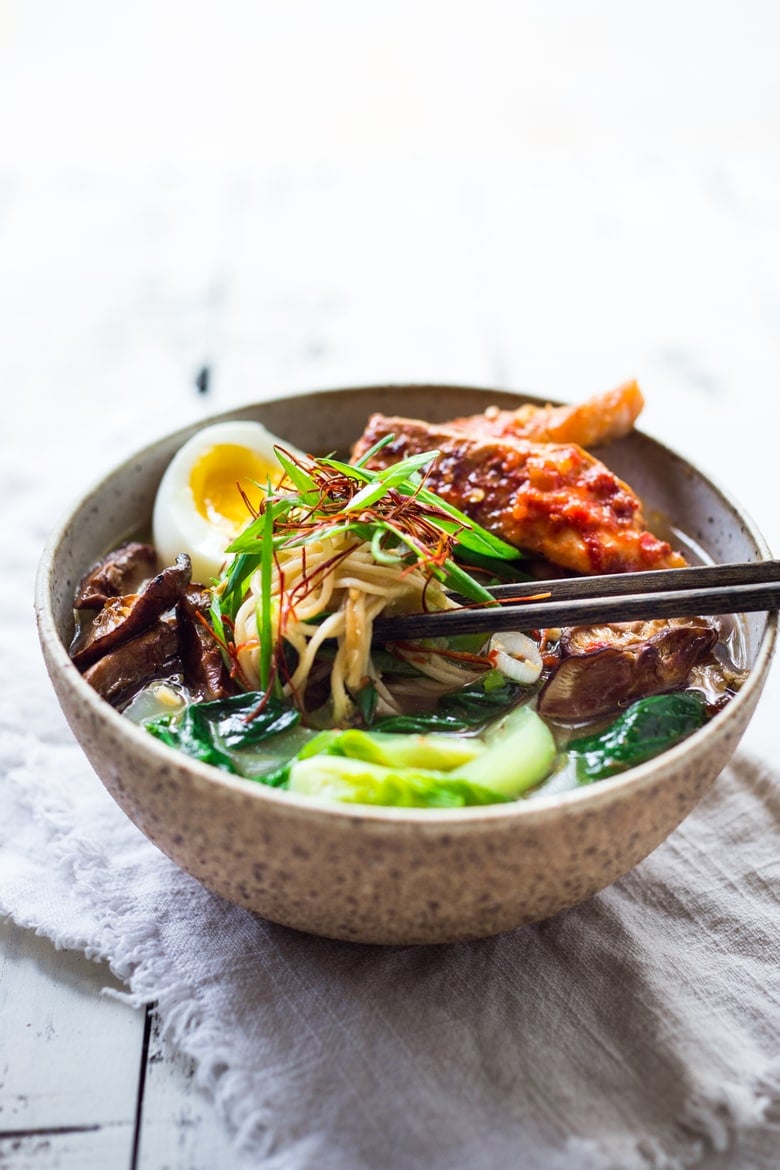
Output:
[135, 1015, 256, 1170]
[0, 920, 141, 1170]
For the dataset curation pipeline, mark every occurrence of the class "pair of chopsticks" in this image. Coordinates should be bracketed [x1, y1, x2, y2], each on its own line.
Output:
[371, 559, 780, 641]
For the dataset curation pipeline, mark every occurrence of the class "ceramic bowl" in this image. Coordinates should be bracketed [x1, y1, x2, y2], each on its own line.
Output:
[35, 384, 776, 944]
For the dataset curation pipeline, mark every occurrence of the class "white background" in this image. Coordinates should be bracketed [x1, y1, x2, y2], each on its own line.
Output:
[4, 0, 780, 729]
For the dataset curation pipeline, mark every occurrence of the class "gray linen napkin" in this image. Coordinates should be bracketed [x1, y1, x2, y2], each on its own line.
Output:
[3, 421, 780, 1170]
[2, 622, 779, 1169]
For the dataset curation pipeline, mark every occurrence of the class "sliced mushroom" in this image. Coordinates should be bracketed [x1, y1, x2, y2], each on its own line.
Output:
[537, 617, 718, 723]
[71, 554, 192, 670]
[177, 586, 235, 702]
[81, 614, 180, 703]
[74, 542, 159, 609]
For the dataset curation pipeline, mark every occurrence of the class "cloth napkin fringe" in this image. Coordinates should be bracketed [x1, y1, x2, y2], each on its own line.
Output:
[566, 1065, 780, 1170]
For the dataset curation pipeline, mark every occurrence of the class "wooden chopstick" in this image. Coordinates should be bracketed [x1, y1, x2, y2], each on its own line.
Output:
[481, 559, 780, 601]
[371, 559, 780, 641]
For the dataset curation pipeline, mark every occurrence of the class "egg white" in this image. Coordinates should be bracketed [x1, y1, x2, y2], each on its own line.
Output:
[152, 419, 303, 584]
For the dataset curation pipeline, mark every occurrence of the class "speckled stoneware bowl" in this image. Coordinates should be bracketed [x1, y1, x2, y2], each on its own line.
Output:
[35, 384, 776, 944]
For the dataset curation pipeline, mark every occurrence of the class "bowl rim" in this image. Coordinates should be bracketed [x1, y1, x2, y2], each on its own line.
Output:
[35, 382, 778, 830]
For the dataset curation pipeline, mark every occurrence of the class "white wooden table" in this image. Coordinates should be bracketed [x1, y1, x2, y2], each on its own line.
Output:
[2, 4, 780, 1165]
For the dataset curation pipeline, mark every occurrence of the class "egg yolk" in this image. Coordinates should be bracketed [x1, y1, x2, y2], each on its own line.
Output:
[189, 443, 279, 529]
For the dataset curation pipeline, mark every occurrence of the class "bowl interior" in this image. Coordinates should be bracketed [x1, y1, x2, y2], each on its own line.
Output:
[46, 382, 774, 671]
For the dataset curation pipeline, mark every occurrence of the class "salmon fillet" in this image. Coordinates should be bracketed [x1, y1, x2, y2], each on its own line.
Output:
[352, 414, 685, 576]
[448, 379, 644, 449]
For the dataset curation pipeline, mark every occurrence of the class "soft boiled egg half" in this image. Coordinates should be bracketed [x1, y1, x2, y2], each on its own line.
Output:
[152, 419, 303, 583]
